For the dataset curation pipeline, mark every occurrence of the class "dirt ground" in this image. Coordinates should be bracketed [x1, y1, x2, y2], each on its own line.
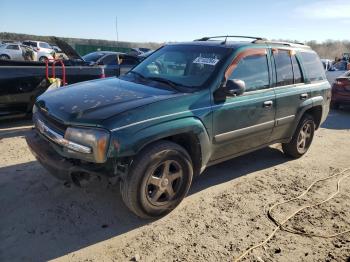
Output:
[1, 109, 350, 262]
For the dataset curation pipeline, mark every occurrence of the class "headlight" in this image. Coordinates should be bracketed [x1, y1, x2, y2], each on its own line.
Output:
[64, 127, 110, 163]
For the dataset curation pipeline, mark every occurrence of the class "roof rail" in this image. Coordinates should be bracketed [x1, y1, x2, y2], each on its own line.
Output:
[194, 35, 267, 43]
[253, 39, 311, 48]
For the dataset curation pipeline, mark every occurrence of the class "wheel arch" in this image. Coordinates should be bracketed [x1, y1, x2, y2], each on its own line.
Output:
[290, 96, 324, 137]
[304, 105, 323, 129]
[114, 117, 212, 176]
[0, 54, 11, 59]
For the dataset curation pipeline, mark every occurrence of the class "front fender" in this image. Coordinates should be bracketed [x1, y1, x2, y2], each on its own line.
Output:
[111, 117, 212, 168]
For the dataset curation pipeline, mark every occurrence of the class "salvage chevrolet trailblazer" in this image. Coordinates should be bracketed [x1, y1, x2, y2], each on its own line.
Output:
[26, 36, 331, 218]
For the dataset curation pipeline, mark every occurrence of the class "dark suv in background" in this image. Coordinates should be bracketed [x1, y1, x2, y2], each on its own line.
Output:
[27, 36, 331, 218]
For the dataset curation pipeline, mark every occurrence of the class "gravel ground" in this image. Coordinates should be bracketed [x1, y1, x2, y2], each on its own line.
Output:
[0, 108, 350, 262]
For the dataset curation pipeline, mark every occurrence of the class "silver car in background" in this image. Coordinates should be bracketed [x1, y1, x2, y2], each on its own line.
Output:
[0, 43, 38, 61]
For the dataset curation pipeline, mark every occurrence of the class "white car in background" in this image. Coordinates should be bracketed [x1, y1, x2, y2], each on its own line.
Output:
[0, 43, 38, 61]
[22, 40, 54, 62]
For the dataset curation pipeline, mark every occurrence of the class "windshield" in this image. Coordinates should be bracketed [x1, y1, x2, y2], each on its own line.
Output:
[83, 52, 106, 62]
[129, 45, 229, 88]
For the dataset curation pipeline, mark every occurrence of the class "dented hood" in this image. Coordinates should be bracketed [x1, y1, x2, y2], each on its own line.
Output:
[35, 78, 178, 125]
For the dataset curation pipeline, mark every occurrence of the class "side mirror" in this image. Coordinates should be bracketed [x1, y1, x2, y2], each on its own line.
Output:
[224, 79, 246, 96]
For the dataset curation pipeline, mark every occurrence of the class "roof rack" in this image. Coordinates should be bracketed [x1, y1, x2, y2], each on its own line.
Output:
[194, 35, 267, 43]
[194, 36, 310, 49]
[253, 40, 310, 48]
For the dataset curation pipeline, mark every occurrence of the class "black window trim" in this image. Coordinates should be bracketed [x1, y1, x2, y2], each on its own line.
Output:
[291, 53, 304, 84]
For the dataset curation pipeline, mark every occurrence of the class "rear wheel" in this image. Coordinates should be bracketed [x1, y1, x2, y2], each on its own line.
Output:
[282, 114, 315, 158]
[120, 141, 193, 218]
[0, 54, 10, 60]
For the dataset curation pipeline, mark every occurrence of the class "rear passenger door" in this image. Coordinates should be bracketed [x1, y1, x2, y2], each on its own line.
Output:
[211, 48, 276, 161]
[270, 49, 310, 141]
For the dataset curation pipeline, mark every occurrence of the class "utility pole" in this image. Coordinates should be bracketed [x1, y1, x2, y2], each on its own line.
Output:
[115, 16, 119, 49]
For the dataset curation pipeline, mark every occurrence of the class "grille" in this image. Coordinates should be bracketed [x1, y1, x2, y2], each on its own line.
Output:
[35, 110, 67, 135]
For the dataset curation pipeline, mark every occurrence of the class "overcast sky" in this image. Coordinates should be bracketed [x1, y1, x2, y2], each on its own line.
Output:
[1, 0, 349, 42]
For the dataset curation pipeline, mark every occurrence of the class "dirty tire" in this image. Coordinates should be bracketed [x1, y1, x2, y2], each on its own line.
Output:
[282, 114, 315, 158]
[120, 140, 193, 218]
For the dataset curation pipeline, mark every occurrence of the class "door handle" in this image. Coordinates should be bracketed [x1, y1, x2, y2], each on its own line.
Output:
[263, 100, 273, 108]
[300, 93, 308, 100]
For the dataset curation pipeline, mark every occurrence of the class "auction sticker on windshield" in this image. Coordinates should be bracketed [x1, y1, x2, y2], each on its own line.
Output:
[193, 57, 219, 66]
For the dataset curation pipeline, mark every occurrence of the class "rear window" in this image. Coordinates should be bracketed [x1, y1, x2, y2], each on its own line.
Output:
[83, 52, 106, 62]
[299, 52, 326, 82]
[23, 41, 37, 48]
[6, 45, 20, 50]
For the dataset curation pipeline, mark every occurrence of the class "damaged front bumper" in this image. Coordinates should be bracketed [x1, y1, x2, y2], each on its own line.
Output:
[26, 129, 113, 185]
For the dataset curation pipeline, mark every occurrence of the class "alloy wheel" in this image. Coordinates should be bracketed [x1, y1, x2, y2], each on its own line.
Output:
[297, 122, 312, 154]
[145, 160, 183, 206]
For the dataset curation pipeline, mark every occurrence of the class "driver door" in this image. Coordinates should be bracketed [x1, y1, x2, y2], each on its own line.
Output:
[211, 48, 276, 161]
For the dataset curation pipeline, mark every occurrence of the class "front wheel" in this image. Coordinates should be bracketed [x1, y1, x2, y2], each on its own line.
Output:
[282, 114, 315, 158]
[120, 141, 193, 218]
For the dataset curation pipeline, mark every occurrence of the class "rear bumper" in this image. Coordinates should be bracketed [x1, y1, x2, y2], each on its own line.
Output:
[26, 129, 107, 182]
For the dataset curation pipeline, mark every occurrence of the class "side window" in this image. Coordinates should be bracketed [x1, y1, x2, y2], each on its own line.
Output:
[103, 54, 118, 65]
[291, 55, 303, 84]
[121, 55, 139, 66]
[299, 52, 326, 82]
[273, 50, 293, 86]
[6, 45, 20, 50]
[229, 53, 270, 92]
[333, 61, 347, 71]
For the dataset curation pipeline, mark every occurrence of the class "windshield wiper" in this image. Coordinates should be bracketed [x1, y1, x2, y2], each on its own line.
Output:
[146, 76, 184, 91]
[129, 72, 188, 91]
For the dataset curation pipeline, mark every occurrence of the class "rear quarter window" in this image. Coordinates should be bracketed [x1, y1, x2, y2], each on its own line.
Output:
[299, 52, 326, 82]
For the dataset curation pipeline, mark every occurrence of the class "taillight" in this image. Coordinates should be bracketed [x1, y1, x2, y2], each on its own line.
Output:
[99, 67, 105, 78]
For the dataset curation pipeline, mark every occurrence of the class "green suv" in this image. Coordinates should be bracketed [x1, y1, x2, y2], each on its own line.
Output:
[26, 36, 331, 218]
